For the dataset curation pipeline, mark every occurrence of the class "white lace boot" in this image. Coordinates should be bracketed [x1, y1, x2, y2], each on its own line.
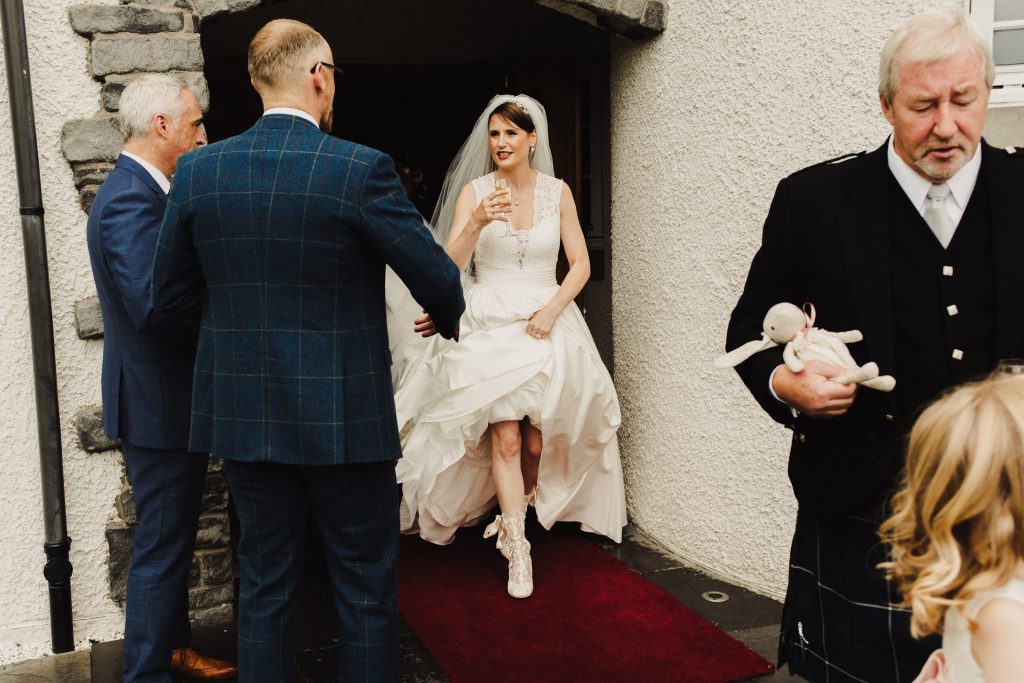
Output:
[502, 510, 533, 599]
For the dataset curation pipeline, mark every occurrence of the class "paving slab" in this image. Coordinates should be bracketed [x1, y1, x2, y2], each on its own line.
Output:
[0, 650, 90, 683]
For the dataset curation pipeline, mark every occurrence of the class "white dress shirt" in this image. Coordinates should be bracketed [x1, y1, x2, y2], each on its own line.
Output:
[886, 135, 981, 239]
[263, 107, 319, 128]
[120, 151, 171, 195]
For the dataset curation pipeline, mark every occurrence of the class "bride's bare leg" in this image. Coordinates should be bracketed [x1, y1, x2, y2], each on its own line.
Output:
[490, 421, 525, 513]
[520, 419, 542, 499]
[489, 420, 533, 598]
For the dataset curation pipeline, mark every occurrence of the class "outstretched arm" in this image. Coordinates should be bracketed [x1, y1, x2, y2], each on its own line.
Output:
[527, 182, 590, 337]
[357, 153, 465, 339]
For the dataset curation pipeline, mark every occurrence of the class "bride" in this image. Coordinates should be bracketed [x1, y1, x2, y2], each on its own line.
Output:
[392, 94, 626, 599]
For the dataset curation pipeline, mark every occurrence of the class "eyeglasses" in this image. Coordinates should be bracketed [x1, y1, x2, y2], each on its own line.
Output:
[310, 61, 342, 75]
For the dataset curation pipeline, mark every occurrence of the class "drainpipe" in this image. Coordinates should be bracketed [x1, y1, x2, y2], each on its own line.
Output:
[0, 0, 74, 654]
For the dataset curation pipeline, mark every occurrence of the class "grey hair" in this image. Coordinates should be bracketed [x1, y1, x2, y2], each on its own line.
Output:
[118, 74, 189, 141]
[878, 9, 994, 104]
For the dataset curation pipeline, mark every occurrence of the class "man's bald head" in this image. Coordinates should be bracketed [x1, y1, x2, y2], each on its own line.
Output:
[248, 19, 329, 94]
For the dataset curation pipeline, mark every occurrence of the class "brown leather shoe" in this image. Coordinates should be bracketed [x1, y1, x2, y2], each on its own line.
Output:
[169, 646, 238, 680]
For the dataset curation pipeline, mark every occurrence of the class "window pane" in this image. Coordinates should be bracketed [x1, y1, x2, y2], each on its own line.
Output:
[995, 0, 1024, 22]
[994, 29, 1024, 65]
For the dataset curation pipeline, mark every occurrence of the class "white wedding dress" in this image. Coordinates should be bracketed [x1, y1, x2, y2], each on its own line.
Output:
[392, 171, 627, 544]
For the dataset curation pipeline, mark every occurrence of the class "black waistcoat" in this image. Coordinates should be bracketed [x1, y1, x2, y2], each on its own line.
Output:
[888, 171, 996, 425]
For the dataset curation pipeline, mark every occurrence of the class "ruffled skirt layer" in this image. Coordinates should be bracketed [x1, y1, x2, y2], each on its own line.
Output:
[393, 275, 626, 544]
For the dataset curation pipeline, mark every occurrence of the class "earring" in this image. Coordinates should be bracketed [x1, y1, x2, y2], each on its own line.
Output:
[530, 146, 535, 156]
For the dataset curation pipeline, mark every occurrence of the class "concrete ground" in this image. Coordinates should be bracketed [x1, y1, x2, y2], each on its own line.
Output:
[0, 524, 804, 682]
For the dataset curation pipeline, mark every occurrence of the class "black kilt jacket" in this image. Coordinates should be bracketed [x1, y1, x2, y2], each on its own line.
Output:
[726, 140, 1024, 519]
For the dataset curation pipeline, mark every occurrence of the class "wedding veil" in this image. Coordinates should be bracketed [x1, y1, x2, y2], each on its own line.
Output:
[429, 94, 555, 246]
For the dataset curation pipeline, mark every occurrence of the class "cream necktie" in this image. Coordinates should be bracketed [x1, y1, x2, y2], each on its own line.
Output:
[923, 183, 955, 249]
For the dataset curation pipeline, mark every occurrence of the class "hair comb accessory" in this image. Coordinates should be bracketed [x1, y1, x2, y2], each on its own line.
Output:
[510, 99, 533, 119]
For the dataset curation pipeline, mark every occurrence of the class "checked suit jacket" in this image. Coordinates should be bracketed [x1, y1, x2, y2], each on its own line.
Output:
[152, 113, 465, 465]
[725, 140, 1024, 518]
[86, 154, 201, 449]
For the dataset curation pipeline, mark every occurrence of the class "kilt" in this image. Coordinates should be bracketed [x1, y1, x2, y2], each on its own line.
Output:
[779, 510, 940, 682]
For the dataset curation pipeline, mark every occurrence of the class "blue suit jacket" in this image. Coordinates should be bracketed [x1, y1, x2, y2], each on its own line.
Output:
[86, 155, 201, 449]
[152, 114, 465, 465]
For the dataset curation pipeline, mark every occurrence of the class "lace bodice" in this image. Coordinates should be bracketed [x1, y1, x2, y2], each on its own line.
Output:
[471, 172, 562, 280]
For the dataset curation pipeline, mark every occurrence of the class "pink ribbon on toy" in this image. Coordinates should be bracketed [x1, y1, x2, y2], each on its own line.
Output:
[798, 303, 815, 331]
[796, 302, 816, 341]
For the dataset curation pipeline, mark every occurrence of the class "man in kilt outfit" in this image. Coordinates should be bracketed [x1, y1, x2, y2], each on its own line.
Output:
[725, 9, 1024, 682]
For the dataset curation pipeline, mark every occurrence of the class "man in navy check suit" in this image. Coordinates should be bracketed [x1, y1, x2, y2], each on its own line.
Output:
[87, 75, 237, 681]
[152, 19, 465, 682]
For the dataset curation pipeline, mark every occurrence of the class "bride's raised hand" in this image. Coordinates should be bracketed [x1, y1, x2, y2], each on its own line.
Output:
[471, 189, 512, 228]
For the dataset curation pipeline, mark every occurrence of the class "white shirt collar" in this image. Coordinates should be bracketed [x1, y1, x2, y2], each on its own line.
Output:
[886, 135, 981, 216]
[263, 107, 319, 128]
[120, 151, 171, 195]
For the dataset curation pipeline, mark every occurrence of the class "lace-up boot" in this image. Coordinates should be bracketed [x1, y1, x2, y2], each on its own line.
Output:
[503, 510, 533, 598]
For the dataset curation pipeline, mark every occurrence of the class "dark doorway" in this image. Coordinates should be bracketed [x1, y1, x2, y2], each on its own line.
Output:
[201, 6, 615, 672]
[201, 0, 613, 364]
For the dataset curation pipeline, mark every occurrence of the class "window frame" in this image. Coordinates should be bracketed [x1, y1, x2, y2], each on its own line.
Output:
[967, 0, 1024, 105]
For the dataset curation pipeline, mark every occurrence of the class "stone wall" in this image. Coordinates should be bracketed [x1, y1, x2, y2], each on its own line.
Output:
[0, 0, 662, 663]
[105, 459, 233, 626]
[61, 0, 235, 630]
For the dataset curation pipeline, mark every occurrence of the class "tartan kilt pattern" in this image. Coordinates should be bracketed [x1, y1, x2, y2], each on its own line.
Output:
[779, 511, 940, 683]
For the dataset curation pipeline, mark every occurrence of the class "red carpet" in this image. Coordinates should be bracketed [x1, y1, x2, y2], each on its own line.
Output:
[398, 522, 775, 683]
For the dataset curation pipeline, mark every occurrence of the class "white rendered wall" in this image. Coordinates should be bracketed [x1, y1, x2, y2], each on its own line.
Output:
[2, 0, 1022, 665]
[609, 0, 975, 598]
[0, 0, 124, 664]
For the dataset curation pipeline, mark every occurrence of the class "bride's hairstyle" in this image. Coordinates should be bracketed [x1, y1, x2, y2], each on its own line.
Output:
[489, 101, 536, 134]
[429, 94, 554, 246]
[879, 375, 1024, 637]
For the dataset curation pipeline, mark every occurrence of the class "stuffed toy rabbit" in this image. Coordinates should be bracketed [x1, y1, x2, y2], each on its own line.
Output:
[716, 302, 895, 392]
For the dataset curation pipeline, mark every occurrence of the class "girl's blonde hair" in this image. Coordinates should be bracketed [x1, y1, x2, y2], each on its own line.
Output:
[880, 375, 1024, 637]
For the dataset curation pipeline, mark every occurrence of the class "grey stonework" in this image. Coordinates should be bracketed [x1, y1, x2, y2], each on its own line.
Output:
[195, 511, 231, 549]
[101, 71, 209, 112]
[197, 548, 233, 585]
[106, 521, 133, 605]
[106, 458, 235, 621]
[189, 603, 234, 627]
[91, 33, 204, 76]
[74, 404, 119, 453]
[188, 583, 233, 610]
[548, 0, 665, 35]
[115, 487, 137, 526]
[74, 295, 104, 340]
[189, 0, 261, 22]
[72, 162, 114, 213]
[72, 162, 113, 188]
[69, 5, 184, 36]
[61, 117, 121, 164]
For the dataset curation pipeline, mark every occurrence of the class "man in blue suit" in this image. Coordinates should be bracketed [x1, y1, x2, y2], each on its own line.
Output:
[152, 19, 465, 683]
[86, 75, 236, 681]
